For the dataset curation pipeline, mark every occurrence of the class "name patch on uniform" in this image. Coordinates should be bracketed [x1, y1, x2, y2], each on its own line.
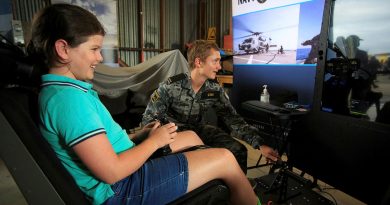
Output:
[201, 91, 220, 99]
[151, 90, 160, 103]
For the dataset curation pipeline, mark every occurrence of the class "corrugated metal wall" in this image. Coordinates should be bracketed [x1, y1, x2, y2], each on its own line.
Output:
[11, 0, 48, 21]
[182, 0, 198, 45]
[10, 0, 48, 47]
[205, 0, 231, 48]
[220, 0, 232, 41]
[205, 0, 217, 40]
[142, 0, 159, 60]
[163, 0, 180, 50]
[117, 0, 140, 66]
[10, 0, 231, 66]
[118, 0, 196, 66]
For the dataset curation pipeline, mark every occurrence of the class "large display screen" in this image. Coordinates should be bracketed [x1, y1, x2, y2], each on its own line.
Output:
[289, 1, 390, 204]
[231, 0, 326, 108]
[233, 0, 324, 65]
[321, 0, 390, 123]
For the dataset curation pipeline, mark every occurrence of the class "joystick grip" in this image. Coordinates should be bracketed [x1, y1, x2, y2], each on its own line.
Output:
[154, 114, 172, 155]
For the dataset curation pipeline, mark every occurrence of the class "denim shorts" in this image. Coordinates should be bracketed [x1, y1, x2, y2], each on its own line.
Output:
[103, 153, 188, 205]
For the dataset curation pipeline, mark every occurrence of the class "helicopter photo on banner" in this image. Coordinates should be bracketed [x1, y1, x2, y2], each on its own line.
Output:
[232, 0, 324, 65]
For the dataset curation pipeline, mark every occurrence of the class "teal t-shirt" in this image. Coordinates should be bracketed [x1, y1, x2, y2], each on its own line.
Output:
[39, 74, 135, 205]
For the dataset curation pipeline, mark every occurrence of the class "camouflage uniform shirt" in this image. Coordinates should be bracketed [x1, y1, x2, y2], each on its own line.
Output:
[142, 73, 264, 148]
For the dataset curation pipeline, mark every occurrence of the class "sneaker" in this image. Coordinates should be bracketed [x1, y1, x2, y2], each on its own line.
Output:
[248, 178, 257, 190]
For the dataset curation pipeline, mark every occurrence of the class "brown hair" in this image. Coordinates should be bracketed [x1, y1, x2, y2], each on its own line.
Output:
[27, 3, 106, 72]
[187, 40, 220, 70]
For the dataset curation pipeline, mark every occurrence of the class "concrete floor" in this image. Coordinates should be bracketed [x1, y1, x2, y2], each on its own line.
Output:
[0, 159, 27, 205]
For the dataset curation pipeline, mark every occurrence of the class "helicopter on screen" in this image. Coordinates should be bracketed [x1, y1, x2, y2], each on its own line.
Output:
[236, 30, 277, 54]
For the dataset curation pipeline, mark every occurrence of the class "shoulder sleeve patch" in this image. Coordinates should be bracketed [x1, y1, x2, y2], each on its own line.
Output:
[166, 73, 187, 84]
[151, 90, 160, 103]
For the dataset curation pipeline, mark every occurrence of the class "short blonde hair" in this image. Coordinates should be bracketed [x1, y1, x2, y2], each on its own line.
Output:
[187, 40, 219, 70]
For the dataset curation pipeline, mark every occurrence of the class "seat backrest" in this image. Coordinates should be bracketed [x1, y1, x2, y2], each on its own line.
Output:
[0, 87, 90, 205]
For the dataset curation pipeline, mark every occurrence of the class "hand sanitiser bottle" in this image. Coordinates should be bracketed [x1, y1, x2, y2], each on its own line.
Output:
[260, 85, 270, 103]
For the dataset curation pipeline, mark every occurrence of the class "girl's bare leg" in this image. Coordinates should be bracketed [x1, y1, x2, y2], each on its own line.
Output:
[170, 131, 204, 152]
[184, 148, 258, 205]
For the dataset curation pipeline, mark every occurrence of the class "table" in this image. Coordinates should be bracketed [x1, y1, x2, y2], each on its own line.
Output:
[216, 75, 233, 87]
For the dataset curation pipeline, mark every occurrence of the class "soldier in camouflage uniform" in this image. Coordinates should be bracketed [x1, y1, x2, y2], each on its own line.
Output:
[142, 40, 279, 174]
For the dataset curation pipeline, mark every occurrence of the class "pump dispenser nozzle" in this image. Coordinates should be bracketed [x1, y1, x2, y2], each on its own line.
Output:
[260, 85, 270, 103]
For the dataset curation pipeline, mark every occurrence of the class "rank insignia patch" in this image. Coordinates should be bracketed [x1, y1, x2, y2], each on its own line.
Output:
[151, 90, 160, 103]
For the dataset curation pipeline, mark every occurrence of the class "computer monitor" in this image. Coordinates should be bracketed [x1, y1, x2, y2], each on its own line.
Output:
[289, 0, 390, 204]
[231, 0, 326, 108]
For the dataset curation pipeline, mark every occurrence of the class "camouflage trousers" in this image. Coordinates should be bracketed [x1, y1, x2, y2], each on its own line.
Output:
[182, 124, 248, 174]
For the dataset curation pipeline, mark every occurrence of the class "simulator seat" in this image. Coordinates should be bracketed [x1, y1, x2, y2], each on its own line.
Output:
[0, 86, 229, 205]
